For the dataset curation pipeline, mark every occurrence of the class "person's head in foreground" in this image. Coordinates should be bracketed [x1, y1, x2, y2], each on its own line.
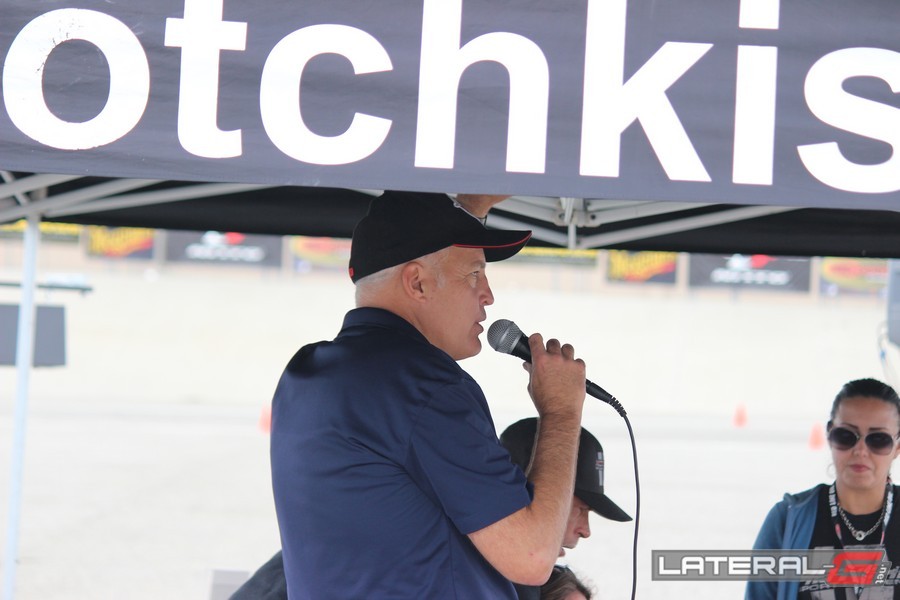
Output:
[350, 190, 530, 360]
[540, 565, 593, 600]
[827, 378, 900, 509]
[500, 417, 632, 557]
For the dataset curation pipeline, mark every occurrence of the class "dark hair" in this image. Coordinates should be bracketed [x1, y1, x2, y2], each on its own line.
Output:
[541, 565, 592, 600]
[829, 378, 900, 425]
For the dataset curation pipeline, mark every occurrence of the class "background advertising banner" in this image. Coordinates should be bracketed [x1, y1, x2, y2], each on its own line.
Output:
[289, 236, 351, 272]
[164, 231, 283, 267]
[0, 220, 81, 242]
[819, 257, 888, 296]
[3, 1, 900, 210]
[86, 226, 156, 259]
[508, 247, 598, 267]
[688, 254, 811, 292]
[607, 250, 677, 284]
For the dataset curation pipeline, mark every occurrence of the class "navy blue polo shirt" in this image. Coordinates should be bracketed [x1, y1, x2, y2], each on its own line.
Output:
[271, 307, 531, 599]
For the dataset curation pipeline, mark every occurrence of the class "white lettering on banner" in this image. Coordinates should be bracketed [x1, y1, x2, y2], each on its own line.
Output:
[798, 47, 900, 194]
[3, 0, 900, 197]
[580, 0, 713, 182]
[415, 0, 549, 173]
[260, 24, 393, 165]
[164, 0, 247, 159]
[710, 267, 790, 285]
[733, 45, 778, 185]
[185, 243, 264, 262]
[2, 9, 149, 150]
[739, 0, 781, 30]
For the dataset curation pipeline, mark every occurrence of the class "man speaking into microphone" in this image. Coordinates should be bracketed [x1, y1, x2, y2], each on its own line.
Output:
[270, 191, 590, 599]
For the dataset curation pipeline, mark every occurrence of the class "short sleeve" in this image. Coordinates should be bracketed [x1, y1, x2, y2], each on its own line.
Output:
[405, 380, 531, 535]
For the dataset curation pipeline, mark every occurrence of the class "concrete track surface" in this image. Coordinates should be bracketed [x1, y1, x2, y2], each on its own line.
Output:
[0, 249, 894, 599]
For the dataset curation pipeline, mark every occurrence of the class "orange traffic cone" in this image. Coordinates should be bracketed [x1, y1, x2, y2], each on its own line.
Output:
[733, 404, 747, 428]
[258, 405, 272, 433]
[808, 423, 825, 450]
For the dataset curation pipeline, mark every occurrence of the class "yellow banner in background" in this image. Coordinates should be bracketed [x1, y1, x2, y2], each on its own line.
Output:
[607, 250, 678, 283]
[289, 236, 352, 271]
[0, 220, 82, 240]
[86, 226, 155, 259]
[511, 247, 598, 266]
[820, 257, 888, 295]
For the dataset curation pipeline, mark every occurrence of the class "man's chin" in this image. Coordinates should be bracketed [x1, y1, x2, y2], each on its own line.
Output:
[456, 341, 482, 361]
[558, 548, 566, 557]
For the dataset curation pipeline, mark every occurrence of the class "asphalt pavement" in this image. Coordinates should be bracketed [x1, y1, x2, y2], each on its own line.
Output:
[0, 255, 892, 599]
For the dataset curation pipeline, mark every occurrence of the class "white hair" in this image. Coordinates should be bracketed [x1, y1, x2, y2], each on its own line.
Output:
[354, 247, 450, 306]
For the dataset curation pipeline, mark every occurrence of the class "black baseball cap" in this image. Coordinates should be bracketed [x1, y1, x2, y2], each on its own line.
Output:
[500, 417, 632, 522]
[348, 190, 532, 282]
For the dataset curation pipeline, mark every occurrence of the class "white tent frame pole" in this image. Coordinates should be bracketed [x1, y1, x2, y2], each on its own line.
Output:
[0, 173, 79, 205]
[46, 182, 273, 217]
[2, 214, 40, 600]
[578, 205, 798, 248]
[486, 213, 570, 246]
[0, 179, 159, 224]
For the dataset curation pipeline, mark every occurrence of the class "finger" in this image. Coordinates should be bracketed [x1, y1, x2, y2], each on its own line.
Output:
[560, 343, 575, 359]
[545, 338, 561, 353]
[528, 333, 544, 356]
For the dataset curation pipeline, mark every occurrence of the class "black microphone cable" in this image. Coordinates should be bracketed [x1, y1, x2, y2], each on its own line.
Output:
[488, 319, 640, 600]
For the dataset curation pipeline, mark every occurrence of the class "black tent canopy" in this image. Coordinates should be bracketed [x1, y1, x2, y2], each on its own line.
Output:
[2, 173, 899, 258]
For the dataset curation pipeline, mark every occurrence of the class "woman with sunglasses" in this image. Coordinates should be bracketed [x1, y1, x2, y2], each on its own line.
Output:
[746, 378, 900, 600]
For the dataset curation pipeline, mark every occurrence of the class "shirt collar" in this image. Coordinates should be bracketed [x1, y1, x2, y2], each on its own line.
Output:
[339, 307, 427, 344]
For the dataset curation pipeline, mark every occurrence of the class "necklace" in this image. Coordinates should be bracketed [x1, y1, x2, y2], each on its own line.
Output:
[829, 480, 893, 543]
[838, 500, 888, 541]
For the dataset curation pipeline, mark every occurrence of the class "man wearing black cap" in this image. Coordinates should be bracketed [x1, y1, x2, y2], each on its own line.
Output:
[499, 418, 631, 600]
[269, 191, 589, 599]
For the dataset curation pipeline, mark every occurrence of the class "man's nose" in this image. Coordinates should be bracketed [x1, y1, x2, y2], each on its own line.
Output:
[578, 516, 591, 539]
[481, 276, 494, 306]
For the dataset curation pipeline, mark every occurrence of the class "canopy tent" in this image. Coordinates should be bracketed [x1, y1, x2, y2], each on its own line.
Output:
[3, 175, 900, 258]
[3, 0, 900, 597]
[3, 0, 900, 256]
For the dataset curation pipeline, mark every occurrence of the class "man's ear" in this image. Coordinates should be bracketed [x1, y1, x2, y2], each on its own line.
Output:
[400, 261, 427, 301]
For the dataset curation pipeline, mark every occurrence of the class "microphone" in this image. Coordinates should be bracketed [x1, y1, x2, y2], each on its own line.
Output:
[487, 319, 626, 416]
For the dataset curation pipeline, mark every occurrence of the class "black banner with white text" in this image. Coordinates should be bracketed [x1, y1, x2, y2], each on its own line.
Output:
[2, 0, 900, 209]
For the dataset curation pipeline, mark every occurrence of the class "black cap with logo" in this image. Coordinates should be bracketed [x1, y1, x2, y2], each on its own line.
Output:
[500, 417, 632, 522]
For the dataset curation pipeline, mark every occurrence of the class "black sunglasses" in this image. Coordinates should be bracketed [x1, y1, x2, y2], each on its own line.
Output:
[827, 426, 900, 455]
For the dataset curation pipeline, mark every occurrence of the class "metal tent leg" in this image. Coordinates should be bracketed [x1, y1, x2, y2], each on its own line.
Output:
[2, 215, 40, 600]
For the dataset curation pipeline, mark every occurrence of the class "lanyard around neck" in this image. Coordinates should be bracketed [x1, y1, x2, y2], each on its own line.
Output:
[828, 480, 894, 548]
